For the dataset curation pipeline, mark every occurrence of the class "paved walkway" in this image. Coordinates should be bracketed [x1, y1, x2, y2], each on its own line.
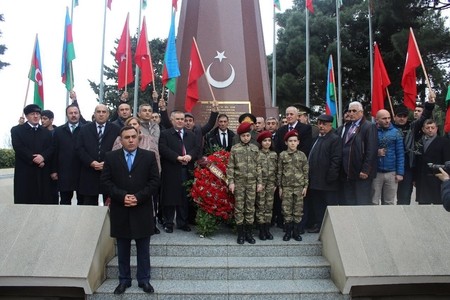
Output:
[0, 168, 13, 205]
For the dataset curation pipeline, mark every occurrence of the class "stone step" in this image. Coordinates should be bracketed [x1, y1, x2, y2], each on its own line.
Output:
[106, 255, 331, 280]
[88, 279, 349, 300]
[139, 226, 323, 257]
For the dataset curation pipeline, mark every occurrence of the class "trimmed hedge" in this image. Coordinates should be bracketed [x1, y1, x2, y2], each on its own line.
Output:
[0, 149, 15, 169]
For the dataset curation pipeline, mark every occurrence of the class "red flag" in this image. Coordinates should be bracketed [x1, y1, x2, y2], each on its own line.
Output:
[185, 39, 205, 112]
[306, 0, 314, 13]
[371, 43, 391, 117]
[107, 0, 112, 10]
[135, 17, 154, 91]
[445, 85, 450, 134]
[115, 14, 134, 89]
[401, 31, 421, 110]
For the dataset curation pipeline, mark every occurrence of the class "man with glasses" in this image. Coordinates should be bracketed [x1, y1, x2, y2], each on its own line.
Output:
[336, 101, 378, 205]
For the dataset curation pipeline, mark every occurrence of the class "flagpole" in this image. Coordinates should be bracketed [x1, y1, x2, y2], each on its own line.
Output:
[368, 0, 373, 104]
[305, 7, 310, 107]
[124, 14, 130, 93]
[99, 0, 108, 103]
[386, 88, 394, 117]
[24, 34, 38, 112]
[336, 0, 343, 126]
[133, 2, 143, 114]
[192, 37, 217, 104]
[272, 4, 277, 108]
[409, 27, 432, 92]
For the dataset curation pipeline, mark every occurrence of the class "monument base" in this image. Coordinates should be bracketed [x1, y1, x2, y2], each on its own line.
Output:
[320, 205, 450, 297]
[0, 204, 115, 295]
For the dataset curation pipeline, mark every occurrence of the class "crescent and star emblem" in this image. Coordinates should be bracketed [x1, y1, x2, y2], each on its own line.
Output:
[205, 50, 235, 89]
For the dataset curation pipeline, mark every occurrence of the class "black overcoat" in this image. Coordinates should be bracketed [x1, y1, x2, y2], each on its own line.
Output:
[76, 122, 120, 196]
[101, 148, 160, 239]
[11, 123, 55, 204]
[275, 122, 313, 156]
[52, 122, 83, 192]
[159, 128, 199, 206]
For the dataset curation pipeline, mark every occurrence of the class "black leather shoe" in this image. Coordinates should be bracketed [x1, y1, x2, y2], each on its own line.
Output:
[178, 225, 191, 232]
[154, 226, 160, 234]
[164, 226, 173, 233]
[138, 282, 155, 293]
[307, 225, 320, 233]
[113, 282, 131, 295]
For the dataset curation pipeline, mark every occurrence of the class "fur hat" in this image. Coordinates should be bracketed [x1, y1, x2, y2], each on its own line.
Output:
[23, 104, 41, 115]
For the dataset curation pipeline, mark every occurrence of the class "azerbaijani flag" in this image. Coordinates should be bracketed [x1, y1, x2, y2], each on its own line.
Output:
[162, 10, 180, 94]
[325, 55, 337, 127]
[61, 6, 76, 91]
[28, 35, 44, 108]
[274, 0, 281, 10]
[445, 84, 450, 134]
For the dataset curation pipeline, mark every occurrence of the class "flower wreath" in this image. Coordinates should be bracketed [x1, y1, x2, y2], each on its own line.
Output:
[190, 149, 235, 237]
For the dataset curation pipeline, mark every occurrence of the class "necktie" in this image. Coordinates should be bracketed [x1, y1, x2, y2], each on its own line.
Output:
[70, 125, 76, 133]
[221, 132, 227, 148]
[288, 125, 293, 131]
[345, 123, 356, 143]
[98, 125, 104, 139]
[126, 152, 133, 171]
[178, 130, 186, 155]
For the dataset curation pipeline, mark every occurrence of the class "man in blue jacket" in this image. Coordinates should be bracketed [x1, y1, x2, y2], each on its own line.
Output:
[371, 109, 404, 205]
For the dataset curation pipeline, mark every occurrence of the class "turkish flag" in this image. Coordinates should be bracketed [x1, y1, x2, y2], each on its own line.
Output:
[115, 14, 134, 89]
[135, 17, 154, 91]
[401, 31, 421, 110]
[185, 39, 205, 112]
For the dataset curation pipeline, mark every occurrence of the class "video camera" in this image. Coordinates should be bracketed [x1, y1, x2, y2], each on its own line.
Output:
[427, 161, 450, 173]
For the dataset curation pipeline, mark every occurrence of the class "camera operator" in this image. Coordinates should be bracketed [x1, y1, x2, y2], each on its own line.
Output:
[435, 167, 450, 211]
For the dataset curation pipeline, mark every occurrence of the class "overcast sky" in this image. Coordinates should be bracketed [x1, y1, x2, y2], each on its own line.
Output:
[0, 0, 293, 147]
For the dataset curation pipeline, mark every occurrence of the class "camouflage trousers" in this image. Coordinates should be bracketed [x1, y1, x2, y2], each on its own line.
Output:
[255, 183, 275, 224]
[281, 186, 304, 223]
[234, 183, 256, 225]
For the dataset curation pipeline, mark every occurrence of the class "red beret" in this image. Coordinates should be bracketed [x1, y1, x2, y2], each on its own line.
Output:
[237, 122, 252, 135]
[284, 129, 299, 141]
[257, 130, 272, 144]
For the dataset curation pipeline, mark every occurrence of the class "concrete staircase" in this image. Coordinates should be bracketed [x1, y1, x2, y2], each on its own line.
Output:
[87, 225, 348, 299]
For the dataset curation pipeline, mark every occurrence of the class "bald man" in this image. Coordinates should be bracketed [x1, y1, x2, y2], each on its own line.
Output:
[371, 109, 404, 205]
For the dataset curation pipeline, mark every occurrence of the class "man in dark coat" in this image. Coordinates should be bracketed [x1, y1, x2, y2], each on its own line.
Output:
[101, 126, 160, 295]
[307, 114, 342, 232]
[76, 104, 120, 205]
[336, 101, 378, 205]
[11, 104, 55, 204]
[436, 168, 450, 211]
[51, 104, 87, 205]
[204, 113, 235, 152]
[415, 119, 450, 204]
[275, 106, 312, 156]
[159, 111, 199, 233]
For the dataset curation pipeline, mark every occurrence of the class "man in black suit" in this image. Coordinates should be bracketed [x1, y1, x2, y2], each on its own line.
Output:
[159, 111, 200, 233]
[204, 113, 235, 152]
[76, 104, 120, 205]
[11, 104, 55, 204]
[275, 106, 312, 156]
[101, 126, 159, 295]
[415, 119, 450, 204]
[51, 104, 87, 205]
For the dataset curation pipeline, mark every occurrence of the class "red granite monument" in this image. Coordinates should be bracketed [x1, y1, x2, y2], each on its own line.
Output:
[167, 0, 276, 129]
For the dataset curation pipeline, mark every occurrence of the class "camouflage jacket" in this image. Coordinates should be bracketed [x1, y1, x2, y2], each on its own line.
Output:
[259, 150, 278, 186]
[277, 149, 309, 188]
[227, 142, 262, 185]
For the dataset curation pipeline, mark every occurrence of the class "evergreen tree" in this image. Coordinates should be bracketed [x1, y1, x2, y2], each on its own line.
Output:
[0, 14, 10, 71]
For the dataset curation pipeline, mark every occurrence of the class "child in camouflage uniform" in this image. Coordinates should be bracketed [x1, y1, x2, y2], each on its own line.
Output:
[277, 130, 309, 241]
[227, 122, 263, 244]
[256, 130, 278, 240]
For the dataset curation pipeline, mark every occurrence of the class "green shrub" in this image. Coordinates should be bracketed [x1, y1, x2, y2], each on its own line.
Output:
[0, 149, 15, 168]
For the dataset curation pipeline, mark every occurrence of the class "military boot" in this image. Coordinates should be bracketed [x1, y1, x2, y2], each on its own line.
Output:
[245, 225, 256, 244]
[259, 223, 266, 241]
[283, 222, 292, 241]
[293, 223, 303, 241]
[265, 223, 273, 240]
[237, 225, 245, 244]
